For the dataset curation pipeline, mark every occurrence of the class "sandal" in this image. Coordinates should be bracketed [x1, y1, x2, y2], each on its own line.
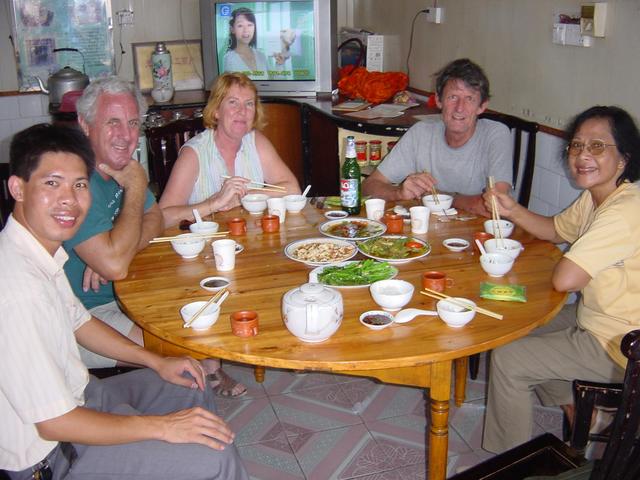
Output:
[206, 368, 247, 398]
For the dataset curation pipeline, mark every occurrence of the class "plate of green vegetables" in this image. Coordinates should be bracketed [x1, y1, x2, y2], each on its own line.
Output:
[309, 259, 398, 288]
[357, 235, 431, 264]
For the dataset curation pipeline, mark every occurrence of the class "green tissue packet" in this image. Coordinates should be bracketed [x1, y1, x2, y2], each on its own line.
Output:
[480, 282, 527, 303]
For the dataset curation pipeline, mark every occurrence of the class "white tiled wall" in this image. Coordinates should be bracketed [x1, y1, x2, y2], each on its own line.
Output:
[529, 132, 581, 216]
[0, 94, 51, 163]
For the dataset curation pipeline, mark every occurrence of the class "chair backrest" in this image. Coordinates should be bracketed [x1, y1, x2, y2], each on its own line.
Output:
[145, 117, 205, 197]
[480, 111, 538, 207]
[590, 329, 640, 480]
[0, 163, 13, 228]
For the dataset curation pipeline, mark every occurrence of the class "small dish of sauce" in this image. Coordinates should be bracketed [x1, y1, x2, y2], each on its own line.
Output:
[443, 238, 470, 252]
[200, 276, 230, 292]
[324, 210, 349, 219]
[359, 310, 394, 330]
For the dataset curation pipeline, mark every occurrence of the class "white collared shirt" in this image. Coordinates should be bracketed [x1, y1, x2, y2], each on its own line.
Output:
[0, 216, 91, 471]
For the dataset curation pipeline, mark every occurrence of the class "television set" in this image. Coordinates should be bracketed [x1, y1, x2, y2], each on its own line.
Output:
[200, 0, 337, 97]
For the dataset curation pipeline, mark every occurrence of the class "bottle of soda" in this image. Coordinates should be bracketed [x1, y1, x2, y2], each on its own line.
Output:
[340, 136, 361, 215]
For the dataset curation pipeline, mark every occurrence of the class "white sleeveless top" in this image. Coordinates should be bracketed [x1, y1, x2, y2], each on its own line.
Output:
[182, 129, 264, 204]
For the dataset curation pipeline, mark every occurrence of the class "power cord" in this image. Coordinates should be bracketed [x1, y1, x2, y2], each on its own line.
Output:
[406, 10, 429, 79]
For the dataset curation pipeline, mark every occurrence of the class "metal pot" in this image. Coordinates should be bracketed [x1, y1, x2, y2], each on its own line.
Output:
[35, 48, 90, 105]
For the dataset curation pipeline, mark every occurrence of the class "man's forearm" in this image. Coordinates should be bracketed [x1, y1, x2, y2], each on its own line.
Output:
[137, 204, 164, 251]
[75, 318, 162, 370]
[362, 178, 402, 201]
[107, 186, 147, 263]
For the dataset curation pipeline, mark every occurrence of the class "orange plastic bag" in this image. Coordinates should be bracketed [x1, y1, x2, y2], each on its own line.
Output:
[338, 67, 408, 104]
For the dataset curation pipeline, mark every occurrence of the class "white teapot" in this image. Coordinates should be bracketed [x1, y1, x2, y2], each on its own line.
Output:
[282, 283, 343, 343]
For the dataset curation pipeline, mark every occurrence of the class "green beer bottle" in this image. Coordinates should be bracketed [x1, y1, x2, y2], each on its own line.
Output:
[340, 136, 361, 215]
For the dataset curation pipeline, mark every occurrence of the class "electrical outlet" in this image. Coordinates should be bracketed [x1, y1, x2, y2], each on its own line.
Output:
[116, 9, 134, 27]
[425, 7, 444, 24]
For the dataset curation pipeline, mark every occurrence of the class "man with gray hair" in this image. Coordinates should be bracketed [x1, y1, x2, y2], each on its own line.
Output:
[362, 58, 512, 217]
[64, 77, 245, 397]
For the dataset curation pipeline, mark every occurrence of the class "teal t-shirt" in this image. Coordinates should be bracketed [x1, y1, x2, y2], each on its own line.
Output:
[63, 172, 156, 309]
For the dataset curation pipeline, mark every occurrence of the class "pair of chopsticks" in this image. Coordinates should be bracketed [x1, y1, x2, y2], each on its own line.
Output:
[150, 231, 230, 243]
[420, 288, 503, 320]
[487, 176, 504, 245]
[221, 175, 286, 193]
[184, 288, 228, 328]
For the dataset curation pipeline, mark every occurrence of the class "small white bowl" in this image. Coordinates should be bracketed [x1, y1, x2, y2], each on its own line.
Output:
[170, 234, 205, 259]
[359, 310, 394, 330]
[422, 194, 453, 211]
[484, 238, 523, 260]
[370, 279, 415, 312]
[443, 238, 470, 252]
[484, 219, 514, 238]
[324, 210, 349, 219]
[180, 301, 221, 330]
[437, 298, 476, 328]
[480, 252, 515, 277]
[189, 221, 219, 235]
[241, 193, 269, 215]
[200, 276, 230, 292]
[284, 194, 307, 213]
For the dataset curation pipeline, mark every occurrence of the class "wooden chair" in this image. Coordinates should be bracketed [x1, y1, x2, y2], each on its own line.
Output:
[450, 329, 640, 480]
[569, 378, 623, 454]
[145, 117, 205, 198]
[480, 111, 539, 207]
[0, 163, 13, 228]
[459, 113, 539, 394]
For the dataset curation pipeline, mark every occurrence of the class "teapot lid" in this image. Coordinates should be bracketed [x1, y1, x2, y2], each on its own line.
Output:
[284, 282, 340, 308]
[51, 66, 87, 80]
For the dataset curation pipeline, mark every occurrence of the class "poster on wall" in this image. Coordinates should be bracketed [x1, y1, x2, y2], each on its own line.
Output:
[10, 0, 115, 92]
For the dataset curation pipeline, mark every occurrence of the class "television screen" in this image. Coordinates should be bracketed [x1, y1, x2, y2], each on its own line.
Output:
[201, 0, 336, 96]
[215, 1, 316, 82]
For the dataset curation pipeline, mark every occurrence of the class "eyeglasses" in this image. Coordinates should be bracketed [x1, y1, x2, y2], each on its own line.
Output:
[566, 140, 617, 156]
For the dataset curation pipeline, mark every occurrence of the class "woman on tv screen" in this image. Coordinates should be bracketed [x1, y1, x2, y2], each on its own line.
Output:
[223, 7, 269, 80]
[158, 73, 300, 227]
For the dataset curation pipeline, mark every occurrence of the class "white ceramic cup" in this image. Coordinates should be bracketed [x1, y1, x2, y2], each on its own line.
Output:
[267, 197, 286, 223]
[212, 239, 236, 271]
[410, 206, 430, 234]
[365, 198, 385, 221]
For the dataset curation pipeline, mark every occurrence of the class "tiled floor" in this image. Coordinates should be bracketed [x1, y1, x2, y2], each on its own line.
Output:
[218, 353, 566, 479]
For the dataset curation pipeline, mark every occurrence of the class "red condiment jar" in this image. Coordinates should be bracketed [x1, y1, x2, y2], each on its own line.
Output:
[383, 213, 404, 234]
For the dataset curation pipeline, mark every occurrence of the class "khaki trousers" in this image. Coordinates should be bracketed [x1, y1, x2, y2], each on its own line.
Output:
[482, 304, 625, 453]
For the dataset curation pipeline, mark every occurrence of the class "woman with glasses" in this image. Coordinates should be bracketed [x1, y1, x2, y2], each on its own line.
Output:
[481, 106, 640, 454]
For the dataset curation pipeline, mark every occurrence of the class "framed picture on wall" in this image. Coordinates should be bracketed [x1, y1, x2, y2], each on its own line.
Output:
[9, 0, 114, 92]
[132, 40, 204, 92]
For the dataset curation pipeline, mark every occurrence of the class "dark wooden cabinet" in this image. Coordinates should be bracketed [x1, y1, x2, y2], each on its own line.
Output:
[302, 104, 339, 196]
[261, 102, 304, 189]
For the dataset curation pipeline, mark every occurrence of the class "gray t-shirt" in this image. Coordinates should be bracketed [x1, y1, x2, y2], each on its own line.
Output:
[377, 117, 512, 195]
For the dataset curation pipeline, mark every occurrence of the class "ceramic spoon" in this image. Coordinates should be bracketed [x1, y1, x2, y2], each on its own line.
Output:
[394, 308, 438, 324]
[192, 208, 204, 225]
[302, 184, 312, 197]
[475, 238, 488, 256]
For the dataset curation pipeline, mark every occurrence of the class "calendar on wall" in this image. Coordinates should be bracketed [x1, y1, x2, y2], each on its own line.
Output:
[9, 0, 115, 91]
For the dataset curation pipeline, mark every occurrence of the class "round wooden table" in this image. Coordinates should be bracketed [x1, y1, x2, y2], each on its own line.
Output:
[116, 202, 567, 480]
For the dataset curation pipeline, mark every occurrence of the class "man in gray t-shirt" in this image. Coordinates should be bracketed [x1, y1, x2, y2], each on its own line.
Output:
[362, 58, 512, 217]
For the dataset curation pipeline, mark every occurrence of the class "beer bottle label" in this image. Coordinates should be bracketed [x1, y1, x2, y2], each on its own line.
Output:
[340, 179, 359, 207]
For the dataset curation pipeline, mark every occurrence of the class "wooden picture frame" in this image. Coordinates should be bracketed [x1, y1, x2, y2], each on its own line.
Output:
[132, 40, 204, 92]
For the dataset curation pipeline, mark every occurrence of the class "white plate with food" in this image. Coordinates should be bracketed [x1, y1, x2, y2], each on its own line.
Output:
[319, 218, 386, 241]
[308, 259, 398, 289]
[357, 235, 431, 264]
[284, 237, 357, 266]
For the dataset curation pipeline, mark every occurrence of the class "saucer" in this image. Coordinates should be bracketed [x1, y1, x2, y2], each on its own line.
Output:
[432, 208, 458, 217]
